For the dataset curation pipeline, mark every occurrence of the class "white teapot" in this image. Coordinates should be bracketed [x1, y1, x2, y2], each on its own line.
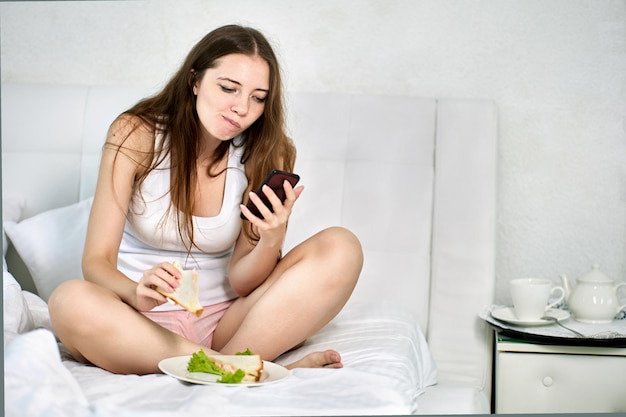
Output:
[560, 264, 626, 323]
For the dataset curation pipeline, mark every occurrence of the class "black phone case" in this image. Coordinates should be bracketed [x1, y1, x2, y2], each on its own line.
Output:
[241, 170, 300, 219]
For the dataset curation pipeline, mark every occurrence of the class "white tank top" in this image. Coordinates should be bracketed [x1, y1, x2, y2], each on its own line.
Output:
[117, 138, 247, 311]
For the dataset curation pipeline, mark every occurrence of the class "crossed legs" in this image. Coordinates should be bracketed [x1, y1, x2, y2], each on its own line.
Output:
[48, 226, 362, 374]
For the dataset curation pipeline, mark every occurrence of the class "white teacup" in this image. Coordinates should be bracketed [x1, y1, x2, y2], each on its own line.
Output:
[510, 278, 565, 321]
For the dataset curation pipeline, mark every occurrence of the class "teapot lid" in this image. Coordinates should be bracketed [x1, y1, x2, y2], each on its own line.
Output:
[578, 264, 613, 283]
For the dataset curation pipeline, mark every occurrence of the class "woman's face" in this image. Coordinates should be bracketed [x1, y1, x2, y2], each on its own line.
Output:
[193, 53, 270, 144]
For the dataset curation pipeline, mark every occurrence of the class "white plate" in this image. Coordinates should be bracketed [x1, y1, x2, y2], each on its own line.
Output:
[491, 307, 570, 326]
[158, 355, 290, 386]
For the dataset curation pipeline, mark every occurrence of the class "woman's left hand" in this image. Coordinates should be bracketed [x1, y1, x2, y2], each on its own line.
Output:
[241, 180, 304, 245]
[230, 181, 303, 296]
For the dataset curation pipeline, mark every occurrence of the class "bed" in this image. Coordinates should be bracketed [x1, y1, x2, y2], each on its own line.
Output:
[2, 83, 497, 416]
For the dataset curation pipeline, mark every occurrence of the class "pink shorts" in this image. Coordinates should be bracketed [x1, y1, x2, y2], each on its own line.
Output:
[141, 299, 234, 348]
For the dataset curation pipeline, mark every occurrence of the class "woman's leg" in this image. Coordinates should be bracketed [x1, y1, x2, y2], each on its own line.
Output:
[48, 279, 210, 375]
[211, 227, 363, 366]
[49, 226, 362, 374]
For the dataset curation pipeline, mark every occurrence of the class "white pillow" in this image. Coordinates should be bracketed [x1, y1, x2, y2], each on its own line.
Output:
[23, 291, 54, 332]
[3, 259, 34, 347]
[3, 195, 24, 256]
[4, 198, 92, 301]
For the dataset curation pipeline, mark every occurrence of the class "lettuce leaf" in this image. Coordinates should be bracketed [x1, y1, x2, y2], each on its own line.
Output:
[218, 369, 245, 384]
[187, 350, 251, 384]
[187, 350, 222, 375]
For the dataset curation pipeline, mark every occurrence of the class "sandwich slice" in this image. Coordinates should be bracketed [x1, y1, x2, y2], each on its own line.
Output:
[187, 350, 264, 383]
[156, 262, 203, 317]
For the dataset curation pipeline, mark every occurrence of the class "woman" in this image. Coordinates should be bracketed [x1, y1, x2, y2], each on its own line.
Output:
[48, 24, 363, 374]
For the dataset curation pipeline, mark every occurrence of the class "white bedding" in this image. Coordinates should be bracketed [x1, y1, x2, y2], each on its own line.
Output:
[4, 262, 438, 416]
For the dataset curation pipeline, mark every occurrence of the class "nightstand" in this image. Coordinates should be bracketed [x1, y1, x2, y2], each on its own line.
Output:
[494, 335, 626, 413]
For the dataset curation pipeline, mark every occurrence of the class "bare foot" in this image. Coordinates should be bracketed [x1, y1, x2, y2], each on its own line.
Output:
[285, 349, 343, 370]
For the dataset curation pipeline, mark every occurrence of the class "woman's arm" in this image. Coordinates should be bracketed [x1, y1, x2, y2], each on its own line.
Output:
[228, 181, 304, 296]
[82, 115, 179, 311]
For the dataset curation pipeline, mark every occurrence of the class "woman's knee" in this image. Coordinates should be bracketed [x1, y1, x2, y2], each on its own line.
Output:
[313, 226, 364, 275]
[297, 227, 362, 303]
[48, 280, 107, 328]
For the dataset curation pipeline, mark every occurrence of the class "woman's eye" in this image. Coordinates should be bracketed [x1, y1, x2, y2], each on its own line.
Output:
[220, 85, 235, 93]
[253, 96, 267, 103]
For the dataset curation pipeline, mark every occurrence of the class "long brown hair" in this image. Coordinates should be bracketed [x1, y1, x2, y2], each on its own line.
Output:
[109, 24, 295, 250]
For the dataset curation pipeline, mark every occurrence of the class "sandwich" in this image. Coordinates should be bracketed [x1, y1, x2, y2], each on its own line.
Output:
[187, 349, 264, 383]
[156, 261, 203, 317]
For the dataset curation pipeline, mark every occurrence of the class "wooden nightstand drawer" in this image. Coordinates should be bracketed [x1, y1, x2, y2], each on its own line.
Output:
[495, 350, 626, 413]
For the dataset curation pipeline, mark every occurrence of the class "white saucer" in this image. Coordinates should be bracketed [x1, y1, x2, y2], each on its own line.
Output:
[491, 307, 570, 327]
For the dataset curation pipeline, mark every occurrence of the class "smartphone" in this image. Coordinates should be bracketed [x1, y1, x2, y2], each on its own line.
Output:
[240, 170, 300, 219]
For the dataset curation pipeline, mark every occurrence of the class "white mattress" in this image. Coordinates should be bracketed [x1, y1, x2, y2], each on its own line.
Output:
[5, 263, 449, 416]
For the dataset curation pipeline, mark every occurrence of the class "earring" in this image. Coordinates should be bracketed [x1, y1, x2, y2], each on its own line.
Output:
[189, 69, 197, 95]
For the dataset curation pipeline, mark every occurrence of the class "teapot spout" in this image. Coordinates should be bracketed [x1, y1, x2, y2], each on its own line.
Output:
[560, 274, 571, 302]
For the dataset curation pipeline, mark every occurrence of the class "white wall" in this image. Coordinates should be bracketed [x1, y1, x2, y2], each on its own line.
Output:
[2, 0, 625, 303]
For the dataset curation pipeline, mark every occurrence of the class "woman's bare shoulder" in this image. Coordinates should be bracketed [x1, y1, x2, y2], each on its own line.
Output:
[102, 113, 157, 177]
[106, 113, 155, 151]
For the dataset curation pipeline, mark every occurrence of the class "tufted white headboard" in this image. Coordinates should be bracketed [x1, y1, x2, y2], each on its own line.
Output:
[2, 83, 496, 397]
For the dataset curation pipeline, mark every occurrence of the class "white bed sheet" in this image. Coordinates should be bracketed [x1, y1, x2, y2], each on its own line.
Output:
[66, 302, 436, 416]
[4, 270, 439, 417]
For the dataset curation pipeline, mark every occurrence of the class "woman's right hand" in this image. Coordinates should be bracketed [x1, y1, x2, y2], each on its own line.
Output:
[134, 262, 181, 311]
